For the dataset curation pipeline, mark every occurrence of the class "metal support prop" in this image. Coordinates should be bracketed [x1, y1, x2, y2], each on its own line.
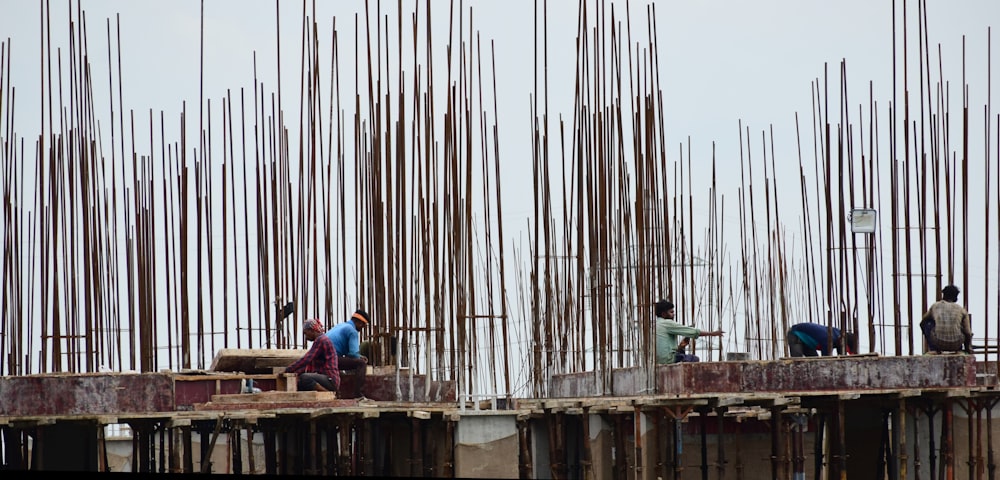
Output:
[183, 425, 194, 473]
[928, 406, 939, 479]
[988, 400, 997, 480]
[879, 409, 891, 478]
[813, 414, 825, 480]
[967, 400, 979, 480]
[548, 412, 567, 479]
[792, 414, 805, 480]
[735, 416, 745, 480]
[246, 424, 256, 474]
[199, 416, 223, 474]
[262, 427, 277, 474]
[975, 400, 985, 479]
[837, 400, 848, 479]
[231, 421, 243, 474]
[158, 423, 166, 473]
[635, 406, 645, 480]
[97, 423, 108, 473]
[411, 417, 423, 476]
[444, 418, 456, 478]
[652, 411, 665, 480]
[944, 400, 954, 480]
[613, 414, 627, 480]
[360, 416, 373, 475]
[662, 405, 694, 480]
[674, 417, 683, 480]
[307, 419, 318, 475]
[518, 417, 534, 479]
[896, 400, 907, 480]
[580, 408, 594, 480]
[716, 408, 727, 479]
[700, 408, 710, 480]
[337, 417, 353, 476]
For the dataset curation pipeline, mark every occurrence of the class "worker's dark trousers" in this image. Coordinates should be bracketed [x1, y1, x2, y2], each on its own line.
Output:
[297, 372, 338, 392]
[339, 356, 368, 398]
[787, 330, 818, 357]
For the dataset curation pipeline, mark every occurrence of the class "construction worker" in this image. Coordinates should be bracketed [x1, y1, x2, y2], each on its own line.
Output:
[326, 309, 370, 398]
[284, 318, 340, 392]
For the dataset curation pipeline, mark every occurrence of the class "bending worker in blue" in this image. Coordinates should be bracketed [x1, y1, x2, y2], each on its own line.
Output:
[326, 308, 370, 398]
[786, 322, 857, 357]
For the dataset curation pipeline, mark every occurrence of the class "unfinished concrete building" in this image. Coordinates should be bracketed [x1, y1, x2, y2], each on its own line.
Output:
[2, 0, 1000, 478]
[2, 353, 999, 478]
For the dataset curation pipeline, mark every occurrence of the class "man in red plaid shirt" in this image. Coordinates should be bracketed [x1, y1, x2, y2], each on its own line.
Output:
[284, 318, 340, 392]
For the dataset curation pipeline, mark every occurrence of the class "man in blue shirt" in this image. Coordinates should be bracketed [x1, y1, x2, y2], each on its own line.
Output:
[326, 308, 370, 398]
[786, 322, 857, 357]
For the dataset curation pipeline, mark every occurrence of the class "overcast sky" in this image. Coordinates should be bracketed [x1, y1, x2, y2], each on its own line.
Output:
[3, 1, 995, 213]
[2, 0, 999, 367]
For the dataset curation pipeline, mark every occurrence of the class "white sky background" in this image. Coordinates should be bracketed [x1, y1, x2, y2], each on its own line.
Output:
[2, 0, 999, 372]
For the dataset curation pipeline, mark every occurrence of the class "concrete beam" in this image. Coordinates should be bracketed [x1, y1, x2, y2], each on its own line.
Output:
[0, 373, 174, 415]
[548, 355, 976, 400]
[659, 355, 975, 395]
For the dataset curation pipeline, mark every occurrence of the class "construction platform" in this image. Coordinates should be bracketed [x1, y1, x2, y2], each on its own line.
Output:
[1, 352, 998, 478]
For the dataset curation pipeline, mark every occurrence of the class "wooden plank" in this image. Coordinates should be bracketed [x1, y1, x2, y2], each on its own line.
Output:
[209, 348, 306, 374]
[210, 391, 337, 404]
[277, 373, 296, 392]
[712, 396, 746, 407]
[255, 357, 297, 370]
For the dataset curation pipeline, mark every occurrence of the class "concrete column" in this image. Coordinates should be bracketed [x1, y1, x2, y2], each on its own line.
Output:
[454, 414, 518, 479]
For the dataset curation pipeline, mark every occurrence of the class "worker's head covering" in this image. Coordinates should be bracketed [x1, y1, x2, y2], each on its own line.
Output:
[303, 318, 325, 334]
[351, 309, 370, 326]
[943, 285, 960, 300]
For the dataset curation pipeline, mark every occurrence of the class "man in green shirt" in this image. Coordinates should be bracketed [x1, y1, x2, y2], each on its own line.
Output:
[654, 299, 724, 364]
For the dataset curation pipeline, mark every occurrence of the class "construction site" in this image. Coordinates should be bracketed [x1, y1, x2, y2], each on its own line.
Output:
[2, 0, 1000, 478]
